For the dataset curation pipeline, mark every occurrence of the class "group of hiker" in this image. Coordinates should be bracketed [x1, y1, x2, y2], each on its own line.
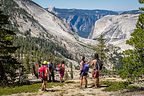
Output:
[80, 53, 102, 89]
[38, 53, 102, 91]
[38, 58, 65, 91]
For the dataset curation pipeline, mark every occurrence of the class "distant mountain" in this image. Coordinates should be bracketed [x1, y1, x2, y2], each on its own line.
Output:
[47, 7, 118, 38]
[120, 10, 142, 15]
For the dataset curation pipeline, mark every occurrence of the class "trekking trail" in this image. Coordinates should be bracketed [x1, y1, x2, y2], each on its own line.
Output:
[6, 79, 117, 96]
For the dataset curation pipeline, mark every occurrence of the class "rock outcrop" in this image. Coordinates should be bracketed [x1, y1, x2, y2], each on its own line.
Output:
[89, 14, 139, 50]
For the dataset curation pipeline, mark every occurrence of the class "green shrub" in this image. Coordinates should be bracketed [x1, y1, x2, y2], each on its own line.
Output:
[90, 81, 139, 92]
[100, 81, 140, 92]
[0, 83, 41, 95]
[0, 82, 65, 95]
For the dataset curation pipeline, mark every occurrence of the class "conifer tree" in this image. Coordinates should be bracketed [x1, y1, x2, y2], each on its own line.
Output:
[64, 71, 69, 80]
[95, 35, 108, 74]
[70, 62, 73, 79]
[118, 0, 144, 81]
[0, 7, 21, 84]
[24, 55, 30, 73]
[95, 35, 107, 62]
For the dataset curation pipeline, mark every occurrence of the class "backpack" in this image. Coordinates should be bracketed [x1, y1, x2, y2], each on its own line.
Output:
[38, 66, 47, 78]
[58, 64, 63, 71]
[97, 59, 103, 70]
[83, 63, 89, 73]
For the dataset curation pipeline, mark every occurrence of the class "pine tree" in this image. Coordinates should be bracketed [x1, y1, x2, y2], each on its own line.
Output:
[0, 8, 21, 84]
[106, 44, 123, 71]
[95, 35, 107, 62]
[70, 62, 73, 79]
[64, 71, 69, 80]
[118, 0, 144, 81]
[95, 35, 108, 74]
[24, 55, 30, 73]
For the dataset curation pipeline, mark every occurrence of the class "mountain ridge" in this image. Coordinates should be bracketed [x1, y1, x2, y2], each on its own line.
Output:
[47, 7, 119, 38]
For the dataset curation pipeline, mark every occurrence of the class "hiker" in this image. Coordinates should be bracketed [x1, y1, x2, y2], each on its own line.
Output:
[58, 60, 65, 83]
[39, 61, 49, 91]
[47, 58, 55, 82]
[80, 56, 89, 89]
[91, 53, 102, 88]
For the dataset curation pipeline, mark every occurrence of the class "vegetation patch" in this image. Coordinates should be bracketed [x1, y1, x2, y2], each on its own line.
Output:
[89, 81, 139, 92]
[101, 81, 139, 92]
[0, 82, 66, 95]
[0, 83, 41, 95]
[46, 82, 65, 88]
[101, 81, 131, 91]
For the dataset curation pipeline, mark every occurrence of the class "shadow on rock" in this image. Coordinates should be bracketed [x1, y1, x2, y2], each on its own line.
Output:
[88, 85, 109, 88]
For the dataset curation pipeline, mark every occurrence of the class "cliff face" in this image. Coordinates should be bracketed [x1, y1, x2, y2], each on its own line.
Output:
[4, 0, 96, 62]
[48, 7, 118, 38]
[89, 14, 138, 50]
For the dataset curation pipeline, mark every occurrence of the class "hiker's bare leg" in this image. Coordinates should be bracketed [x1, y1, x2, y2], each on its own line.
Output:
[84, 76, 87, 87]
[94, 78, 97, 87]
[60, 76, 61, 83]
[95, 78, 99, 88]
[61, 76, 63, 83]
[43, 81, 47, 90]
[80, 76, 83, 87]
[42, 80, 45, 90]
[97, 77, 99, 87]
[60, 76, 63, 83]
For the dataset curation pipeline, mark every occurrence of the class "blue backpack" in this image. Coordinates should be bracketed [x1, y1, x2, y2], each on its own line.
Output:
[83, 64, 89, 73]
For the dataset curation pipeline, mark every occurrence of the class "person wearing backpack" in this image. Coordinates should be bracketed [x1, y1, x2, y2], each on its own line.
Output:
[39, 61, 49, 91]
[91, 53, 103, 88]
[58, 60, 65, 83]
[47, 58, 55, 82]
[80, 56, 89, 89]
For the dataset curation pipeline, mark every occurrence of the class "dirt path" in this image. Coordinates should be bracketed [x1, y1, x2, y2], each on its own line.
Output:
[4, 78, 144, 96]
[7, 79, 115, 96]
[37, 80, 113, 96]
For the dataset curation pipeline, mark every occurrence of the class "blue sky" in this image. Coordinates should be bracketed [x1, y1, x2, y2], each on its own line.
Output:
[32, 0, 142, 11]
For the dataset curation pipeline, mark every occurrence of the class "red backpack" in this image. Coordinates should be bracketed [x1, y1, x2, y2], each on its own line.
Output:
[38, 66, 47, 78]
[58, 64, 64, 71]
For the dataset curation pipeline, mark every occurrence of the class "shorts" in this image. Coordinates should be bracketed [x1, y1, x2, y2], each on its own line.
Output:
[80, 72, 88, 76]
[60, 74, 64, 77]
[93, 70, 99, 78]
[42, 77, 47, 81]
[83, 72, 88, 76]
[60, 71, 64, 77]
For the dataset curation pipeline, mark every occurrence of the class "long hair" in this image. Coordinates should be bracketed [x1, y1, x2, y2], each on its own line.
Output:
[94, 53, 99, 59]
[81, 56, 86, 63]
[61, 60, 65, 64]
